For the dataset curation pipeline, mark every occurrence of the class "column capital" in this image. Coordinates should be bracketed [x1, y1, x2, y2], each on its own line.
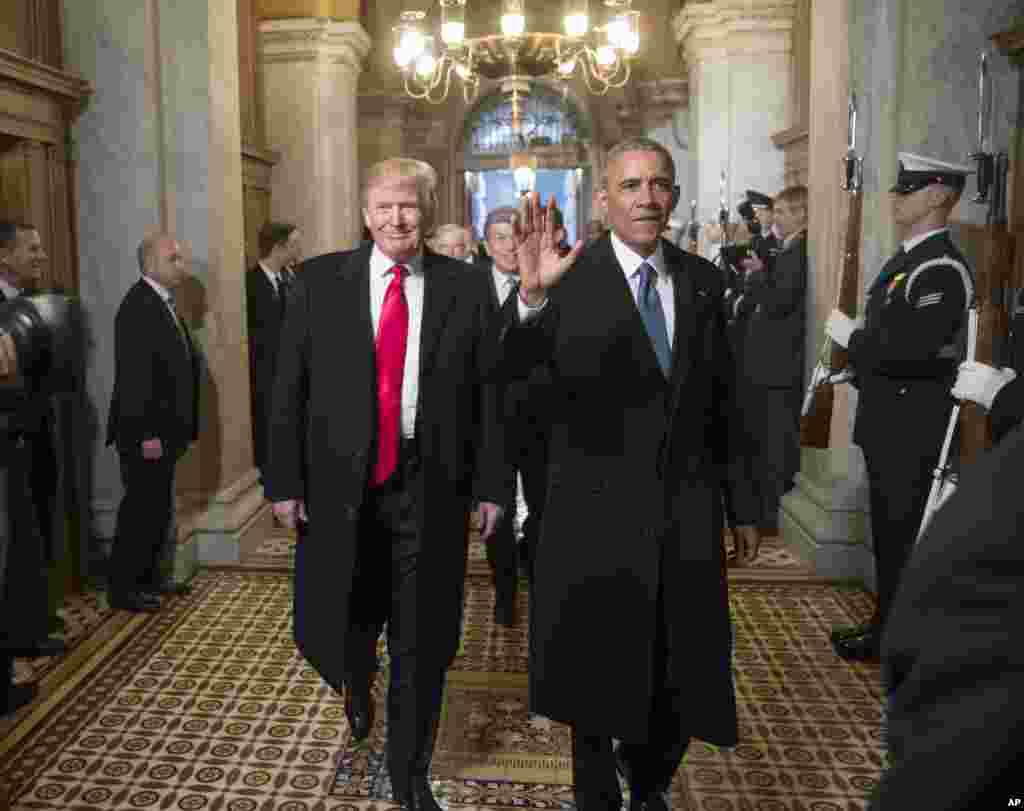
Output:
[259, 18, 371, 71]
[674, 0, 796, 63]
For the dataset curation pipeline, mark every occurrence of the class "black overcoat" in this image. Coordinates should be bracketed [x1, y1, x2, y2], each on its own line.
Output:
[265, 245, 505, 692]
[484, 235, 758, 745]
[246, 265, 284, 472]
[870, 424, 1024, 810]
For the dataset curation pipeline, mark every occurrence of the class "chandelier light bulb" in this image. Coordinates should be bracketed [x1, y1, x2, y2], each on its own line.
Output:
[501, 13, 526, 37]
[607, 10, 640, 54]
[394, 45, 413, 68]
[557, 58, 576, 75]
[441, 20, 466, 45]
[454, 62, 471, 80]
[400, 29, 426, 60]
[595, 45, 616, 66]
[415, 52, 437, 79]
[564, 13, 588, 38]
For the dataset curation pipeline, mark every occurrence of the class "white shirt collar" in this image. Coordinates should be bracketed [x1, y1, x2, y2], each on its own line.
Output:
[609, 231, 667, 279]
[370, 243, 423, 278]
[142, 274, 174, 302]
[903, 227, 949, 254]
[0, 277, 21, 300]
[491, 265, 518, 292]
[258, 259, 280, 282]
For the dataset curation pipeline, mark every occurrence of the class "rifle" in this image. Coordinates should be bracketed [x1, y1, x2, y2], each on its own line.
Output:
[800, 92, 864, 448]
[917, 50, 1011, 542]
[961, 50, 1013, 459]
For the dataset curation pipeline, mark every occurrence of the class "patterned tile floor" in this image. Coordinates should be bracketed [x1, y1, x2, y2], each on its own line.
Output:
[1, 562, 884, 811]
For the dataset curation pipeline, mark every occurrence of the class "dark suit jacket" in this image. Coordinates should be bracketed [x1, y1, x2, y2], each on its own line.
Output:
[989, 375, 1024, 445]
[106, 279, 198, 455]
[483, 234, 757, 745]
[246, 264, 285, 471]
[736, 232, 807, 388]
[871, 425, 1024, 810]
[473, 262, 551, 471]
[265, 244, 505, 691]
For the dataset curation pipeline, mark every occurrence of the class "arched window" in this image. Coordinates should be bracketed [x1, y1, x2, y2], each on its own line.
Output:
[466, 86, 587, 154]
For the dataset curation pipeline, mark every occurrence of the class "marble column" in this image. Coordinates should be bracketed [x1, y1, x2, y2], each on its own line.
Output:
[675, 0, 796, 224]
[775, 0, 875, 584]
[259, 18, 371, 255]
[64, 0, 263, 580]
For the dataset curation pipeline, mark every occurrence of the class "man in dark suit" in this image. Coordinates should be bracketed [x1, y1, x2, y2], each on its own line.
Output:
[825, 153, 975, 661]
[106, 233, 199, 613]
[868, 422, 1024, 810]
[0, 221, 65, 714]
[246, 222, 302, 479]
[266, 158, 505, 811]
[733, 186, 808, 530]
[487, 138, 761, 811]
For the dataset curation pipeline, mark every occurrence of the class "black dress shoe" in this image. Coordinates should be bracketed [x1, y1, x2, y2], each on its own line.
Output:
[109, 593, 161, 613]
[2, 681, 38, 715]
[832, 629, 880, 662]
[400, 777, 444, 811]
[630, 792, 669, 811]
[143, 582, 193, 596]
[345, 684, 374, 743]
[11, 636, 68, 658]
[494, 602, 517, 628]
[829, 622, 875, 644]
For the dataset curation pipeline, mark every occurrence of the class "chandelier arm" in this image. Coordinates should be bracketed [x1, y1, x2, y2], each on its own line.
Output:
[404, 70, 431, 101]
[578, 51, 610, 95]
[423, 61, 456, 104]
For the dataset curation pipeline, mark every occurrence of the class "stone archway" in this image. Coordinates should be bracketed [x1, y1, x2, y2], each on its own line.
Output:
[451, 79, 600, 241]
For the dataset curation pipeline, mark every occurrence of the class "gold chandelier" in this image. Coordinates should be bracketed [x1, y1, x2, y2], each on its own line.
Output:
[392, 0, 641, 105]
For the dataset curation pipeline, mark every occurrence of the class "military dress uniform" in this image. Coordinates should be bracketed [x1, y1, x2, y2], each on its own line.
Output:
[842, 229, 973, 658]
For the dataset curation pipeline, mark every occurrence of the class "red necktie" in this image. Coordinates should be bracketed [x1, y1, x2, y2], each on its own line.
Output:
[372, 265, 409, 486]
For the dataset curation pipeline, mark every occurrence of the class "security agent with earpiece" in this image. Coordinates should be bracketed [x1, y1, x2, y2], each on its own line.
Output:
[823, 153, 976, 662]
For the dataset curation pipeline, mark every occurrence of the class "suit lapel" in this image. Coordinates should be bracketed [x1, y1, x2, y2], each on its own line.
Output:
[419, 251, 457, 382]
[666, 249, 696, 393]
[588, 236, 664, 380]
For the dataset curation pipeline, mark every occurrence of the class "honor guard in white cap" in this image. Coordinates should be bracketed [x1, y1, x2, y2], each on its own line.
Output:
[823, 152, 976, 661]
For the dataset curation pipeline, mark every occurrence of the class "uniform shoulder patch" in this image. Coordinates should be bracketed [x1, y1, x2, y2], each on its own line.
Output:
[904, 256, 973, 307]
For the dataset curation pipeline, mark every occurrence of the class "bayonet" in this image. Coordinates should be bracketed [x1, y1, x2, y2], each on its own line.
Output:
[970, 51, 994, 204]
[842, 92, 863, 192]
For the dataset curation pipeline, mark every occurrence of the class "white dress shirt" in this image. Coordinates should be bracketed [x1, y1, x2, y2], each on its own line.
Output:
[142, 274, 182, 329]
[611, 232, 676, 347]
[903, 227, 949, 254]
[0, 278, 21, 300]
[491, 267, 519, 307]
[516, 233, 676, 347]
[258, 260, 283, 295]
[369, 244, 424, 439]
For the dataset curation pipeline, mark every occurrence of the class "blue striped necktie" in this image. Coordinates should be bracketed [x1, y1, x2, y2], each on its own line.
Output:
[637, 262, 671, 377]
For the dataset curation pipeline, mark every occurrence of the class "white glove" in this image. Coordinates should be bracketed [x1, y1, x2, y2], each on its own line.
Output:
[951, 361, 1017, 410]
[825, 310, 863, 349]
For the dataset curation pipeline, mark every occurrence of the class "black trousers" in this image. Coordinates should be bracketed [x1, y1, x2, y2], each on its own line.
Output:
[109, 446, 177, 599]
[571, 577, 689, 810]
[741, 384, 801, 526]
[862, 443, 937, 628]
[344, 443, 446, 798]
[489, 422, 549, 581]
[0, 434, 53, 650]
